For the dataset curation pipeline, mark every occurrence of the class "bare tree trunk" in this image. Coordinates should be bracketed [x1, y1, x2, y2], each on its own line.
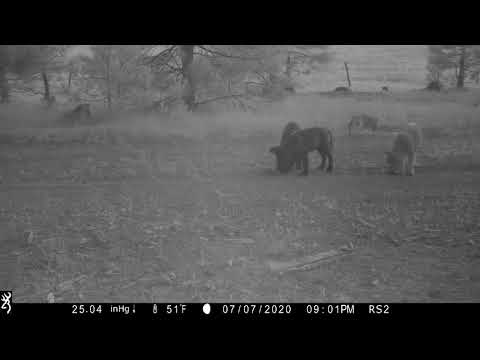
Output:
[457, 46, 466, 89]
[67, 64, 73, 91]
[41, 69, 53, 107]
[180, 45, 196, 111]
[285, 54, 293, 79]
[42, 70, 50, 100]
[344, 62, 351, 88]
[0, 65, 9, 103]
[105, 46, 112, 111]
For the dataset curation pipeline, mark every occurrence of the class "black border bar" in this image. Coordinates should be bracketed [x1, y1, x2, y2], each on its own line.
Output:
[2, 303, 479, 320]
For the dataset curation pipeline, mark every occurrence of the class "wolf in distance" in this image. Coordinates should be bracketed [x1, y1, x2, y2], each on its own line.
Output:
[348, 114, 379, 135]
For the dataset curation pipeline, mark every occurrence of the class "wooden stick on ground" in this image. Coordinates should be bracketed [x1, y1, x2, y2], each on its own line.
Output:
[266, 248, 352, 273]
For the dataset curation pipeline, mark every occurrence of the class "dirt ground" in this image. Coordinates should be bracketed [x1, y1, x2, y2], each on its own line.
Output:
[1, 128, 480, 303]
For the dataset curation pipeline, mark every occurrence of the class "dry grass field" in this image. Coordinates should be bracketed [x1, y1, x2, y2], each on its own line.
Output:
[1, 88, 480, 302]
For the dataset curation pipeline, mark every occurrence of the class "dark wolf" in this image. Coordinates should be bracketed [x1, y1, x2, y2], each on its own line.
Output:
[348, 114, 379, 135]
[280, 121, 301, 145]
[270, 122, 302, 171]
[61, 103, 92, 126]
[270, 127, 334, 176]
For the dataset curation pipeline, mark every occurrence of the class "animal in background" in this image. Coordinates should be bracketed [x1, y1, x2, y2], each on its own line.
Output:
[348, 114, 379, 135]
[334, 86, 351, 93]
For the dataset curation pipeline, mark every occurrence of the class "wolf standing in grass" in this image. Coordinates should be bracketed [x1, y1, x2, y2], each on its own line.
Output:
[270, 122, 302, 171]
[270, 127, 334, 176]
[385, 123, 422, 176]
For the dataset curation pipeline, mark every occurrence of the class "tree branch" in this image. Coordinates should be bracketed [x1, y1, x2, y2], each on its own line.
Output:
[144, 45, 177, 66]
[245, 81, 264, 87]
[286, 50, 313, 58]
[253, 71, 269, 83]
[162, 62, 183, 73]
[197, 46, 261, 61]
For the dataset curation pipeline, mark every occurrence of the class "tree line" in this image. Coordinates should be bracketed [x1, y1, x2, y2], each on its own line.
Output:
[1, 45, 478, 111]
[0, 45, 331, 111]
[426, 45, 480, 90]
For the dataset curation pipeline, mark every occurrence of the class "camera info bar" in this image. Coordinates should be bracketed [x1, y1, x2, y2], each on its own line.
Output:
[1, 296, 477, 320]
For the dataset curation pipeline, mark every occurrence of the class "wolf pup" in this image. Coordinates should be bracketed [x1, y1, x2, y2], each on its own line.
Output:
[385, 125, 422, 176]
[348, 114, 379, 135]
[270, 127, 334, 176]
[270, 122, 302, 171]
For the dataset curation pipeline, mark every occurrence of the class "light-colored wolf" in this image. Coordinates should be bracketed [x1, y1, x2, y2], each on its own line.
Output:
[385, 124, 422, 176]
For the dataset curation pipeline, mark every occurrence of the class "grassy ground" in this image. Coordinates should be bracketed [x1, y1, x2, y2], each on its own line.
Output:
[1, 91, 480, 303]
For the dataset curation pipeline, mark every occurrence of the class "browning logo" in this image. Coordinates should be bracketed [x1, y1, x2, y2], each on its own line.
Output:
[1, 291, 12, 315]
